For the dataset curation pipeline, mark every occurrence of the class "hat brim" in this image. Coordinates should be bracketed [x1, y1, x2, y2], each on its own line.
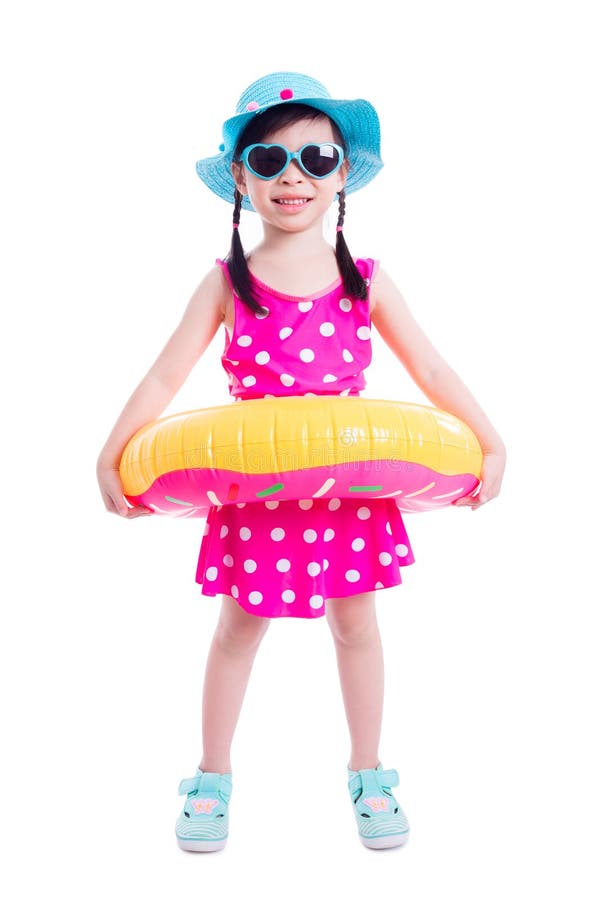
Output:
[195, 97, 383, 211]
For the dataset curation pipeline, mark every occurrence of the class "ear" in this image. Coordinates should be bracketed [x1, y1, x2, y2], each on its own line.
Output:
[335, 158, 349, 193]
[231, 160, 248, 196]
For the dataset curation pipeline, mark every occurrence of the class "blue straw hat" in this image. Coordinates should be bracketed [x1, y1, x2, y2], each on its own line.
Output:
[196, 72, 383, 211]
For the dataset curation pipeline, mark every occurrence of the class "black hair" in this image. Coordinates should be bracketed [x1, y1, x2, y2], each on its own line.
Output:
[225, 103, 368, 311]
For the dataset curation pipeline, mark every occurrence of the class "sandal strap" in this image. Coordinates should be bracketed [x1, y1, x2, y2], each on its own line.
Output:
[178, 771, 232, 802]
[348, 766, 399, 801]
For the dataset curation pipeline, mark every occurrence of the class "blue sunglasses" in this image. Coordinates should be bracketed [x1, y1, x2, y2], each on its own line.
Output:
[240, 142, 345, 180]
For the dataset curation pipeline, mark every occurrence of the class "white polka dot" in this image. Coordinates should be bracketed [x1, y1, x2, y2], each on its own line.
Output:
[279, 326, 293, 340]
[249, 591, 263, 605]
[244, 559, 257, 573]
[396, 543, 409, 558]
[255, 350, 270, 365]
[319, 322, 335, 336]
[386, 521, 392, 535]
[328, 498, 341, 511]
[264, 393, 275, 398]
[276, 558, 291, 572]
[339, 388, 351, 396]
[203, 523, 210, 536]
[242, 375, 256, 387]
[280, 373, 295, 386]
[357, 325, 371, 341]
[205, 566, 218, 581]
[324, 528, 335, 542]
[239, 526, 251, 541]
[237, 334, 252, 347]
[307, 562, 321, 576]
[309, 595, 324, 610]
[219, 525, 229, 539]
[352, 538, 365, 551]
[231, 585, 239, 598]
[339, 297, 352, 312]
[299, 348, 315, 362]
[236, 502, 247, 509]
[357, 506, 371, 520]
[282, 589, 295, 603]
[298, 301, 313, 312]
[303, 529, 318, 543]
[342, 349, 354, 363]
[345, 569, 361, 583]
[379, 552, 393, 566]
[255, 307, 269, 319]
[223, 554, 234, 567]
[298, 499, 313, 510]
[323, 374, 337, 383]
[323, 559, 330, 571]
[265, 500, 279, 510]
[375, 581, 384, 589]
[270, 527, 285, 541]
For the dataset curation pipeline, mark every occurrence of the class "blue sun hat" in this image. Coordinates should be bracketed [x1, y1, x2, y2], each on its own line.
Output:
[196, 72, 383, 211]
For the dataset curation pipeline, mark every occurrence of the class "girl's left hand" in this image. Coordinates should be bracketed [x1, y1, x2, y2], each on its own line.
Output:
[453, 448, 506, 511]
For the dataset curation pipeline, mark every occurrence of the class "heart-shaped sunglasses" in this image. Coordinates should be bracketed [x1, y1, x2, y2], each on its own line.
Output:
[239, 142, 345, 180]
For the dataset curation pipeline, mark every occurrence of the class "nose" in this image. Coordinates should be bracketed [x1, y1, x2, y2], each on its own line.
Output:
[279, 159, 305, 183]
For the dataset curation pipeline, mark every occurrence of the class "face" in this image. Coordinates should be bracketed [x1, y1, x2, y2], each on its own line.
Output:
[232, 117, 348, 234]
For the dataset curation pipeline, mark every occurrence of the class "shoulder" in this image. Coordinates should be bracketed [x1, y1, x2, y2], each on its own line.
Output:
[368, 264, 402, 316]
[187, 262, 230, 318]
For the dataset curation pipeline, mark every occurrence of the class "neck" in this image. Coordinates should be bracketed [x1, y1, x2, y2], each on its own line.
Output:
[258, 220, 332, 260]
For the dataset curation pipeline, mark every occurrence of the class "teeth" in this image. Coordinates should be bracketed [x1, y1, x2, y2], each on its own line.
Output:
[276, 198, 308, 205]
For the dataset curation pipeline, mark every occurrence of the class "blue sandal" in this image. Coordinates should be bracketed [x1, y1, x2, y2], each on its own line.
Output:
[348, 764, 410, 849]
[175, 769, 232, 852]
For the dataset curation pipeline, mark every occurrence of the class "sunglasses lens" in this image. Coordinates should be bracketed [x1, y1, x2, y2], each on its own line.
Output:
[300, 144, 341, 177]
[246, 145, 288, 178]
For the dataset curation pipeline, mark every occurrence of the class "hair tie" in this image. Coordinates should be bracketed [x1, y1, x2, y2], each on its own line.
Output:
[232, 223, 239, 230]
[336, 225, 343, 233]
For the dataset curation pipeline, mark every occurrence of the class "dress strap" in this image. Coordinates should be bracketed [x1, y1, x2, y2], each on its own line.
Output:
[354, 257, 379, 286]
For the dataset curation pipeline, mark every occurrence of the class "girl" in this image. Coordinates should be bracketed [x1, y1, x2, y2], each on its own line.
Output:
[97, 72, 506, 852]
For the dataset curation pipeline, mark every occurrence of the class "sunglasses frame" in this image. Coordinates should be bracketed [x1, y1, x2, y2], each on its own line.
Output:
[240, 142, 345, 181]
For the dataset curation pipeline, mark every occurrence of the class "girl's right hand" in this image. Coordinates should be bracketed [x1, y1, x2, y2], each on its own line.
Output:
[97, 461, 153, 519]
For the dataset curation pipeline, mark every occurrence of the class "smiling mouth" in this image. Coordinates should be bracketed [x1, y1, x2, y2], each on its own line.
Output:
[273, 198, 312, 206]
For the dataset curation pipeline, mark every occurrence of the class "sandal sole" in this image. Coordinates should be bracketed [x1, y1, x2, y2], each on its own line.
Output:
[360, 830, 410, 850]
[176, 836, 228, 852]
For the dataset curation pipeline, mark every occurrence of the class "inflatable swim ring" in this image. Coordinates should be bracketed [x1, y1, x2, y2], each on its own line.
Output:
[119, 396, 482, 517]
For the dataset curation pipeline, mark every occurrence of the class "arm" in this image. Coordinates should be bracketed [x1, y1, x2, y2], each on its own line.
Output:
[370, 267, 506, 510]
[97, 265, 228, 517]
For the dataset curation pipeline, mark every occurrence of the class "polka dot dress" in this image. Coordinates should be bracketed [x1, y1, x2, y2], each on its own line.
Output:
[195, 258, 415, 619]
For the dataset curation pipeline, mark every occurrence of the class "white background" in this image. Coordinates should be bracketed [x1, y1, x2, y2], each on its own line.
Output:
[1, 1, 598, 896]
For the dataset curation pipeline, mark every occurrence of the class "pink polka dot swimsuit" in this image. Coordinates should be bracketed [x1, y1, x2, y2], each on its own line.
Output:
[195, 258, 415, 619]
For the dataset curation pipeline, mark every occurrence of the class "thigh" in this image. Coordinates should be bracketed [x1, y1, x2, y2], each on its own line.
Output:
[325, 591, 378, 644]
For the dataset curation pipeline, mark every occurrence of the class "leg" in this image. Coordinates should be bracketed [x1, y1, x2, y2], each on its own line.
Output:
[199, 594, 270, 773]
[326, 591, 384, 771]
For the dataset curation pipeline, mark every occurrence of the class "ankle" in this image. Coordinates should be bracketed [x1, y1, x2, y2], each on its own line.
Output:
[198, 759, 232, 775]
[349, 757, 380, 772]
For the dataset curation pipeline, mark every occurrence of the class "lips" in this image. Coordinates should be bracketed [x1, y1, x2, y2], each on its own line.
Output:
[273, 197, 312, 206]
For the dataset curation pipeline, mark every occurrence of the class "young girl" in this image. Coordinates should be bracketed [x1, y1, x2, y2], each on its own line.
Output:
[97, 72, 506, 852]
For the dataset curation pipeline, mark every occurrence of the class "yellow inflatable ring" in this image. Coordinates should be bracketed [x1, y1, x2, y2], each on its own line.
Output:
[120, 395, 482, 516]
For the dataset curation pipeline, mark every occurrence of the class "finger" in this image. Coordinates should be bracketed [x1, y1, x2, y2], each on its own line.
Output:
[125, 505, 154, 518]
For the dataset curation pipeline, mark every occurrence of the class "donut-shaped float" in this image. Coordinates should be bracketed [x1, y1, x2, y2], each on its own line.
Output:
[119, 396, 482, 517]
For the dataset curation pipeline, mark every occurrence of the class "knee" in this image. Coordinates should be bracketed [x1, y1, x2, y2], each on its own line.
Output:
[327, 599, 379, 649]
[216, 605, 270, 654]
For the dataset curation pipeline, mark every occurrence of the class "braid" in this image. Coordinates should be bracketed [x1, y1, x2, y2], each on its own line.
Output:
[224, 189, 263, 313]
[335, 190, 368, 301]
